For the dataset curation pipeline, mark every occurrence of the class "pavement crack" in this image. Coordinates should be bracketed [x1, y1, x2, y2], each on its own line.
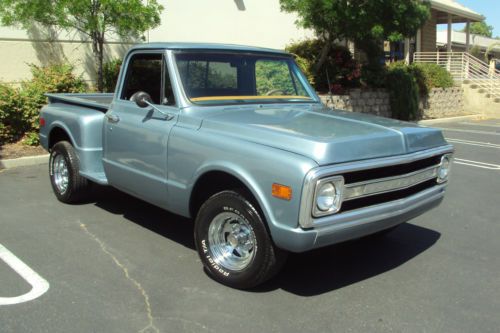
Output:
[79, 223, 160, 333]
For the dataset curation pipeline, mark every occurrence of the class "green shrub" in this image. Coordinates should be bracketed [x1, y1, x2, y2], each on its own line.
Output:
[360, 63, 387, 88]
[286, 39, 361, 93]
[386, 63, 420, 121]
[20, 64, 86, 135]
[22, 132, 40, 146]
[411, 63, 454, 90]
[407, 64, 428, 96]
[102, 58, 123, 93]
[0, 64, 87, 145]
[0, 84, 24, 144]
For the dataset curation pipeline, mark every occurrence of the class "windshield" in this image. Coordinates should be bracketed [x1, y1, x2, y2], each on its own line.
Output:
[174, 51, 314, 105]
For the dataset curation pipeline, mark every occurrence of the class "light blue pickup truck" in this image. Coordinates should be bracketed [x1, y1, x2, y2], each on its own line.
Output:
[40, 43, 453, 288]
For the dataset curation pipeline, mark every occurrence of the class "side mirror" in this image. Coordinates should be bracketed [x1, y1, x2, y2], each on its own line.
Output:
[131, 91, 153, 108]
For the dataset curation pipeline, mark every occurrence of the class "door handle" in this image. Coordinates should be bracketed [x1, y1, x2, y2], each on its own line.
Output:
[106, 114, 120, 123]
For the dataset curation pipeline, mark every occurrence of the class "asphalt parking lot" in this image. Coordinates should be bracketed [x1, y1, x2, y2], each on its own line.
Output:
[1, 118, 499, 333]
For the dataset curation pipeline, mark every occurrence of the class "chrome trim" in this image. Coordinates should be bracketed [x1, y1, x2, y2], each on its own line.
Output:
[299, 145, 454, 229]
[314, 183, 446, 232]
[343, 164, 439, 201]
[312, 176, 344, 217]
[437, 153, 453, 184]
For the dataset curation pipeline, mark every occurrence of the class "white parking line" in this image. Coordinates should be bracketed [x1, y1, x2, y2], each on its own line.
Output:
[0, 244, 50, 305]
[454, 158, 500, 170]
[446, 138, 500, 149]
[439, 127, 500, 135]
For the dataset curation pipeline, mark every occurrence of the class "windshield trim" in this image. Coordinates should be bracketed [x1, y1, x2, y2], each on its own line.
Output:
[190, 95, 312, 102]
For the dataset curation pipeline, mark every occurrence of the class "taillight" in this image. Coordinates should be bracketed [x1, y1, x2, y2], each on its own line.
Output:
[40, 118, 46, 127]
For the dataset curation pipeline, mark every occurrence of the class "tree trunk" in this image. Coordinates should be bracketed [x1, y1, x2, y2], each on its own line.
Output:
[91, 31, 104, 92]
[97, 37, 104, 93]
[313, 37, 332, 76]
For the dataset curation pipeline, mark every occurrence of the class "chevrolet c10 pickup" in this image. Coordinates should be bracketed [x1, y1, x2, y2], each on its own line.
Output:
[39, 43, 453, 289]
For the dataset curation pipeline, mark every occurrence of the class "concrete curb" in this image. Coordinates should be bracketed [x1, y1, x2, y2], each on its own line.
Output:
[0, 154, 49, 170]
[417, 114, 483, 125]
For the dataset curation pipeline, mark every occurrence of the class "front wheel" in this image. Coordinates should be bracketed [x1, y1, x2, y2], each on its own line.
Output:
[194, 190, 287, 289]
[49, 141, 90, 203]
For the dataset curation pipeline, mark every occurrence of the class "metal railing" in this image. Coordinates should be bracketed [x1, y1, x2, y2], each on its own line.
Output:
[414, 52, 500, 99]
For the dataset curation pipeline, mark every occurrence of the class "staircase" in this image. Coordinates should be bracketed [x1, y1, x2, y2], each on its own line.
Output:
[414, 52, 500, 115]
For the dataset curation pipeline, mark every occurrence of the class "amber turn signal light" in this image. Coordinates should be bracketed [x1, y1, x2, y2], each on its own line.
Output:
[272, 183, 292, 201]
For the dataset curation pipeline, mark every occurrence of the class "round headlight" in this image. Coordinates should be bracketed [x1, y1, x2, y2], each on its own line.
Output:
[316, 182, 337, 211]
[438, 155, 451, 183]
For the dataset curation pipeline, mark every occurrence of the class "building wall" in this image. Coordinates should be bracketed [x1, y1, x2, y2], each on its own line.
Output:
[0, 0, 312, 85]
[420, 9, 438, 52]
[0, 35, 129, 85]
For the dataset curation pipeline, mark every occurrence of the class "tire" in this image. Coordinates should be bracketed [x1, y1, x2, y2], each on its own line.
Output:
[194, 190, 287, 289]
[49, 141, 90, 203]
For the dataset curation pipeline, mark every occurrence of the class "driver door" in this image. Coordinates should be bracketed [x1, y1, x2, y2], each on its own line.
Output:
[102, 51, 178, 208]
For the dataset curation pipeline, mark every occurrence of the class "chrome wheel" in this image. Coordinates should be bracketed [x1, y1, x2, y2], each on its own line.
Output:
[53, 154, 69, 194]
[208, 212, 257, 271]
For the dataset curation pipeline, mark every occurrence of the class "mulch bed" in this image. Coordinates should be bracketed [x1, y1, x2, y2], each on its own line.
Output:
[0, 141, 48, 160]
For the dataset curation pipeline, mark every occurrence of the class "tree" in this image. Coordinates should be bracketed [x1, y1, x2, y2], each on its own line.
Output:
[0, 0, 163, 92]
[462, 21, 493, 38]
[279, 0, 430, 82]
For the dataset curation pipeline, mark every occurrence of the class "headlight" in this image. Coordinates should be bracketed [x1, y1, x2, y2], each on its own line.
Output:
[313, 176, 344, 217]
[437, 154, 452, 183]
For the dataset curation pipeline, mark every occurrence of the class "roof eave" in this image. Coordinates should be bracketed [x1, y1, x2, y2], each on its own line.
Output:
[430, 2, 484, 22]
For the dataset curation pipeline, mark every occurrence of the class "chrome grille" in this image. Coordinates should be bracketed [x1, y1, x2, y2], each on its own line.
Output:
[338, 156, 444, 213]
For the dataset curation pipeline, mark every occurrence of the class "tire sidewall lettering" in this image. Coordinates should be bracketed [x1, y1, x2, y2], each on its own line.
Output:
[201, 239, 230, 277]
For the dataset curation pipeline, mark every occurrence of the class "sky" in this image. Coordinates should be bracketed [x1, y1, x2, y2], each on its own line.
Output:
[443, 0, 500, 37]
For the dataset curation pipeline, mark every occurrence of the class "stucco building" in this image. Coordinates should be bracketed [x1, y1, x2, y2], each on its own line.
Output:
[0, 0, 312, 85]
[0, 0, 488, 85]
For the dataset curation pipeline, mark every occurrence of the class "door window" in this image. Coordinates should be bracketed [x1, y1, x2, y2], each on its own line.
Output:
[121, 53, 162, 104]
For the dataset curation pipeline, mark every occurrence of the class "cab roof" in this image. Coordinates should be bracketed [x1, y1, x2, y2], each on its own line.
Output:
[128, 42, 289, 55]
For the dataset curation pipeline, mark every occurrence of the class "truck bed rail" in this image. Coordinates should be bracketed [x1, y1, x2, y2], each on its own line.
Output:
[45, 93, 113, 112]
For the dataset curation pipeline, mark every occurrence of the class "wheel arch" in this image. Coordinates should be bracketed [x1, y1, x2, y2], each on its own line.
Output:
[188, 167, 277, 230]
[189, 170, 261, 217]
[48, 124, 75, 150]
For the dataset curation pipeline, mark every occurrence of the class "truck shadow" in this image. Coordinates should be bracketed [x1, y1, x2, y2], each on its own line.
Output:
[91, 186, 440, 296]
[92, 186, 196, 250]
[259, 223, 441, 296]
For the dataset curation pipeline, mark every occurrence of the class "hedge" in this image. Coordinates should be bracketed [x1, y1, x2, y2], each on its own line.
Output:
[0, 64, 87, 146]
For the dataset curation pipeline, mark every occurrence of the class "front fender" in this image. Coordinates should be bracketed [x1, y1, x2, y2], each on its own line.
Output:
[166, 126, 318, 244]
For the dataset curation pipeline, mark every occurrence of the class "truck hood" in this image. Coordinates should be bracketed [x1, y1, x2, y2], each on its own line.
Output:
[198, 106, 447, 165]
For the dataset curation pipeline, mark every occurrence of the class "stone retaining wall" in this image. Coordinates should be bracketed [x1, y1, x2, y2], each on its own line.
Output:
[420, 87, 465, 119]
[320, 89, 391, 118]
[320, 87, 465, 119]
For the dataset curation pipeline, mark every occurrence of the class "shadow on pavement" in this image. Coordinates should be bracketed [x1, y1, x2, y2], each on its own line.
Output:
[257, 223, 440, 296]
[92, 186, 195, 250]
[90, 186, 440, 296]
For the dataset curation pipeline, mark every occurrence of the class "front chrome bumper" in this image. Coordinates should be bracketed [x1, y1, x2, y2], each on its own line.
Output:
[271, 182, 446, 253]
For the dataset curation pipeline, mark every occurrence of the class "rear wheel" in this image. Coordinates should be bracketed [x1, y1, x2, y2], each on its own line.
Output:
[49, 141, 90, 203]
[194, 190, 287, 289]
